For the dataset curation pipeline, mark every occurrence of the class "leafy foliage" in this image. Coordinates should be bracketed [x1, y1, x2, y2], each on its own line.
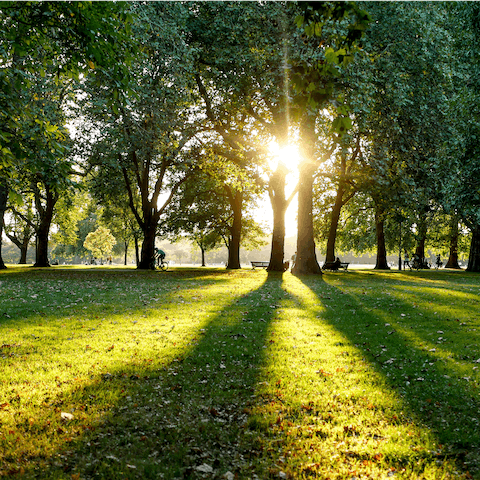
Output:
[83, 226, 115, 261]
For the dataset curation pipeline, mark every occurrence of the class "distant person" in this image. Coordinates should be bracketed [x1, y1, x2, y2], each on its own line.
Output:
[436, 254, 442, 269]
[404, 252, 410, 269]
[333, 257, 341, 270]
[291, 252, 297, 269]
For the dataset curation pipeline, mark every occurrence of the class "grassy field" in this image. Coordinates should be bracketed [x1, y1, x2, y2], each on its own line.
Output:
[0, 265, 479, 479]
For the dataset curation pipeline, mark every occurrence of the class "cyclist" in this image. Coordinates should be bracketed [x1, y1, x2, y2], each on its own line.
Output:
[156, 248, 166, 262]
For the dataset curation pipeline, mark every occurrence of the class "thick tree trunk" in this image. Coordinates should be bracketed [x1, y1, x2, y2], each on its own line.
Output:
[34, 221, 51, 267]
[374, 207, 390, 270]
[0, 180, 7, 269]
[292, 115, 322, 275]
[138, 224, 156, 269]
[467, 227, 480, 272]
[267, 164, 288, 272]
[226, 191, 242, 270]
[445, 216, 461, 269]
[33, 197, 56, 268]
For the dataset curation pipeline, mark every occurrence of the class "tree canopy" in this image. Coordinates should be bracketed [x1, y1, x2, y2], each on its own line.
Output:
[2, 1, 480, 271]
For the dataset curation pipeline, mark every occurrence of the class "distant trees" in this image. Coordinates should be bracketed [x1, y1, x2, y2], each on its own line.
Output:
[83, 226, 115, 264]
[0, 1, 132, 267]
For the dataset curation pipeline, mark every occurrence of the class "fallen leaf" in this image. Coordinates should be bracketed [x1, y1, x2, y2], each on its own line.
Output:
[196, 464, 214, 473]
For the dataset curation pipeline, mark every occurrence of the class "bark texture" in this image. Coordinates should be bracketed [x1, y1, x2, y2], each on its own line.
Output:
[267, 164, 288, 272]
[292, 115, 322, 275]
[467, 227, 480, 272]
[138, 224, 156, 269]
[445, 216, 461, 269]
[33, 181, 57, 268]
[226, 190, 242, 269]
[325, 181, 346, 265]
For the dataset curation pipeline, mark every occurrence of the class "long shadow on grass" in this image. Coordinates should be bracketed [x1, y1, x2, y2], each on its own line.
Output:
[295, 271, 480, 476]
[22, 270, 286, 479]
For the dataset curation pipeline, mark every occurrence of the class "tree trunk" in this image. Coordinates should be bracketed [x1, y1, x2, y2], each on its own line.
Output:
[33, 194, 56, 268]
[325, 183, 345, 265]
[138, 224, 156, 269]
[201, 246, 206, 267]
[124, 240, 128, 266]
[226, 190, 242, 270]
[135, 237, 140, 266]
[267, 164, 288, 272]
[292, 114, 322, 275]
[19, 238, 29, 264]
[414, 208, 429, 268]
[467, 227, 480, 272]
[445, 215, 461, 269]
[34, 221, 51, 267]
[374, 206, 390, 270]
[0, 180, 7, 269]
[5, 230, 32, 264]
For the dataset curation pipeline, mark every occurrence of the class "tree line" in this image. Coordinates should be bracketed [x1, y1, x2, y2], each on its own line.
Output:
[1, 1, 480, 272]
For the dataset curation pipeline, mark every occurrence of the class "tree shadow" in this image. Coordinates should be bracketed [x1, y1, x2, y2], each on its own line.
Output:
[5, 270, 287, 479]
[294, 271, 480, 476]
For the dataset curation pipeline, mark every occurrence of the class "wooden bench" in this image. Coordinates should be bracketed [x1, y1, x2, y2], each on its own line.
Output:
[251, 261, 269, 269]
[322, 261, 350, 272]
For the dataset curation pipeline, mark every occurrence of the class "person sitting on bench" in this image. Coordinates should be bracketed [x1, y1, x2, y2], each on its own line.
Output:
[333, 257, 341, 270]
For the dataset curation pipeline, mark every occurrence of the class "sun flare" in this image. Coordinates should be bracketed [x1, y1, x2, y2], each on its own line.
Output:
[268, 141, 302, 171]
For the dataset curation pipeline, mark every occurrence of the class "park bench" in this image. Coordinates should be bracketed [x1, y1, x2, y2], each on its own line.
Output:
[322, 261, 350, 272]
[251, 261, 269, 269]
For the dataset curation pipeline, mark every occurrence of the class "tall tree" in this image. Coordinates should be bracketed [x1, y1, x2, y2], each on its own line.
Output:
[81, 2, 202, 269]
[440, 3, 480, 272]
[290, 1, 371, 275]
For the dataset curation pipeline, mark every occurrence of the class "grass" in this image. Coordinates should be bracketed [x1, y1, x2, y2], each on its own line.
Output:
[0, 265, 480, 479]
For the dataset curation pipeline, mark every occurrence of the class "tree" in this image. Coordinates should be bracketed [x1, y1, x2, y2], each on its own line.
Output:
[0, 1, 132, 168]
[439, 3, 480, 272]
[8, 73, 76, 267]
[4, 196, 35, 264]
[163, 165, 266, 269]
[290, 2, 371, 275]
[83, 226, 115, 263]
[161, 175, 224, 267]
[322, 2, 453, 270]
[81, 2, 202, 270]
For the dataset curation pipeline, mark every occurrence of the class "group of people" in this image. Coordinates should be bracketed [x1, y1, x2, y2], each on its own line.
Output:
[404, 252, 442, 269]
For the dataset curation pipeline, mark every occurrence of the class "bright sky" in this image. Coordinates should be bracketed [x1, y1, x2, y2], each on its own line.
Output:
[257, 193, 298, 239]
[258, 141, 300, 238]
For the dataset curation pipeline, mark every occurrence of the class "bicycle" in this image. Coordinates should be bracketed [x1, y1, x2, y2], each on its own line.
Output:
[411, 257, 421, 271]
[149, 252, 169, 271]
[157, 256, 169, 271]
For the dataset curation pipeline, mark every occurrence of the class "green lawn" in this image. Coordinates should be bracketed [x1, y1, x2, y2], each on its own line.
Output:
[0, 266, 479, 479]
